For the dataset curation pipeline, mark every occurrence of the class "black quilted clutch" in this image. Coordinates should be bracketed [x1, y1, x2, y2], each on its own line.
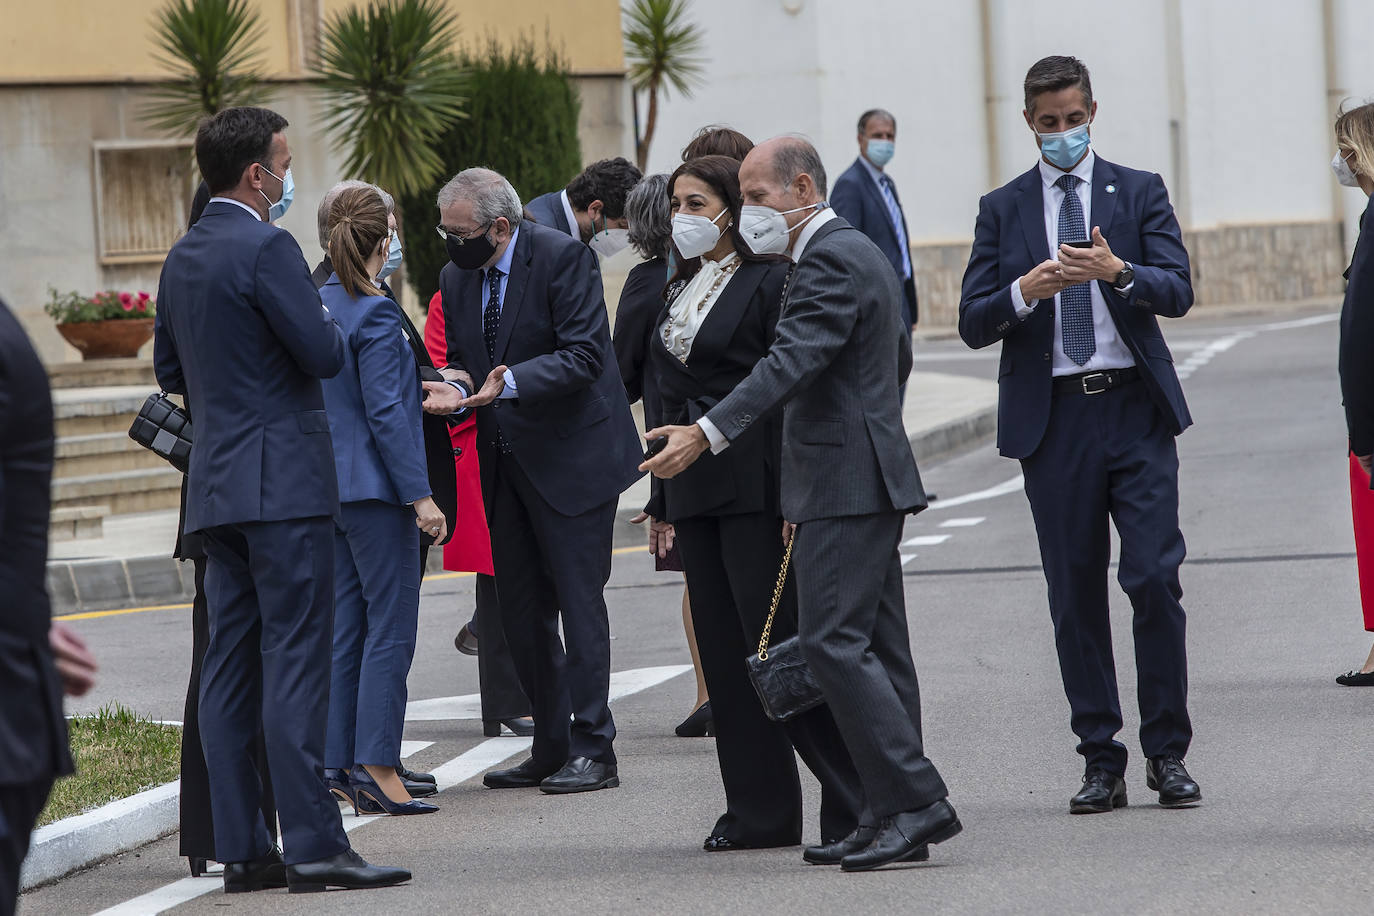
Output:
[745, 532, 825, 722]
[128, 392, 192, 474]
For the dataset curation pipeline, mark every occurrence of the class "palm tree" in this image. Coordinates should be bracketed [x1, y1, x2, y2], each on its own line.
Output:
[623, 0, 706, 171]
[315, 0, 467, 198]
[142, 0, 273, 136]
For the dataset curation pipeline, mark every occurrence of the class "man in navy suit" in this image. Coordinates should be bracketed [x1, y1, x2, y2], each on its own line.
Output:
[154, 106, 408, 893]
[831, 108, 919, 332]
[958, 56, 1201, 815]
[422, 168, 643, 794]
[523, 157, 642, 257]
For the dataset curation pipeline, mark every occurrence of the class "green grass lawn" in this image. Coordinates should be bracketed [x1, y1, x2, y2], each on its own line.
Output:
[38, 704, 182, 827]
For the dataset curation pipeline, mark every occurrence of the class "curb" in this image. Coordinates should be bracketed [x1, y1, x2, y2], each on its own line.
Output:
[20, 780, 180, 891]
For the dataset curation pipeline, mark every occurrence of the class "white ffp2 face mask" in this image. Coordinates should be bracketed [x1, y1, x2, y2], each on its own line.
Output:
[671, 209, 729, 259]
[738, 203, 822, 256]
[1333, 150, 1361, 188]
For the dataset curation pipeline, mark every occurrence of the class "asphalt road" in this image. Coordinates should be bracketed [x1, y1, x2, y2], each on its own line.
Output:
[23, 307, 1374, 915]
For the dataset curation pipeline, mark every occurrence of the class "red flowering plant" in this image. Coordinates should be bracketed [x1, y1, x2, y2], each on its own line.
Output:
[45, 288, 156, 324]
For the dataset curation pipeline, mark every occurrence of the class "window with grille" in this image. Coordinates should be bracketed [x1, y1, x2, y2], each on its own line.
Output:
[93, 141, 196, 264]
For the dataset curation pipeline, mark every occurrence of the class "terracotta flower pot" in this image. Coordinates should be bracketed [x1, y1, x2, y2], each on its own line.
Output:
[56, 318, 155, 360]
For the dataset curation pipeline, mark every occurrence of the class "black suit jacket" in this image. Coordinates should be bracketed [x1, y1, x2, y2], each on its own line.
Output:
[0, 299, 73, 785]
[612, 257, 669, 430]
[646, 259, 790, 522]
[440, 221, 643, 516]
[1341, 196, 1374, 458]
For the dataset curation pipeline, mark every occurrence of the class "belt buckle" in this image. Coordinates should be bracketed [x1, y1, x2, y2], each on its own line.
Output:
[1080, 372, 1110, 395]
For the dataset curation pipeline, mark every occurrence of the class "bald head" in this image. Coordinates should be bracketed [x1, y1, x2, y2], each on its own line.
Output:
[739, 136, 827, 212]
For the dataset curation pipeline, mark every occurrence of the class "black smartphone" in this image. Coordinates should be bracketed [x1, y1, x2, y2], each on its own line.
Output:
[1063, 239, 1093, 249]
[644, 436, 668, 461]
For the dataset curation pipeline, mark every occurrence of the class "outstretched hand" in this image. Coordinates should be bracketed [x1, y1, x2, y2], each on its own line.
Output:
[640, 424, 710, 479]
[458, 365, 510, 409]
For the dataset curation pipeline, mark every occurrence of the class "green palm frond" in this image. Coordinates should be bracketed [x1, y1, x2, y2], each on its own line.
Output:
[623, 0, 705, 98]
[315, 0, 468, 197]
[142, 0, 274, 136]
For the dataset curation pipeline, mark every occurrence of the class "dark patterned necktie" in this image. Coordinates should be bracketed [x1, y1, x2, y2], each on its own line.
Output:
[1055, 174, 1095, 365]
[482, 267, 511, 453]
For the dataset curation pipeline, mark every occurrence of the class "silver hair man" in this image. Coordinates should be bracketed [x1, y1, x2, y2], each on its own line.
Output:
[317, 179, 394, 250]
[436, 168, 523, 227]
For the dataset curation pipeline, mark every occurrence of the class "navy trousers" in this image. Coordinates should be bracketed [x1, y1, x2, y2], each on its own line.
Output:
[1020, 379, 1192, 776]
[487, 454, 616, 767]
[326, 500, 421, 768]
[200, 517, 348, 866]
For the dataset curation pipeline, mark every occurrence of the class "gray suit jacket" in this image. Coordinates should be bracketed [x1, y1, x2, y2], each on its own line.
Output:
[705, 217, 925, 523]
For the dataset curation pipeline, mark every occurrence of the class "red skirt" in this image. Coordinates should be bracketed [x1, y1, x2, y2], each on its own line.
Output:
[1350, 452, 1374, 631]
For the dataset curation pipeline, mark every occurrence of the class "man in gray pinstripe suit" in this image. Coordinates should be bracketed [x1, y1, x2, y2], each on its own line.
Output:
[642, 136, 960, 872]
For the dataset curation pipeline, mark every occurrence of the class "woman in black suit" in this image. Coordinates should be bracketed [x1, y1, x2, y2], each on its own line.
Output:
[645, 156, 865, 852]
[1334, 103, 1374, 684]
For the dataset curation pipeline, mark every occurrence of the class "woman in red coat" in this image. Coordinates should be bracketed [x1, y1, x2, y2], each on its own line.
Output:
[425, 291, 533, 732]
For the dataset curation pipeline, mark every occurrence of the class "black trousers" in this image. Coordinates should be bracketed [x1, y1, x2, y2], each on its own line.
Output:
[793, 512, 949, 818]
[0, 777, 52, 916]
[474, 573, 531, 722]
[674, 512, 865, 846]
[487, 456, 616, 766]
[200, 518, 348, 866]
[1020, 379, 1191, 775]
[179, 555, 276, 860]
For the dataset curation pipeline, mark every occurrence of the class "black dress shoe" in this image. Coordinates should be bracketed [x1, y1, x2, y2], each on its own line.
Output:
[703, 835, 752, 851]
[483, 756, 560, 789]
[223, 847, 287, 893]
[483, 716, 536, 737]
[840, 801, 961, 872]
[286, 847, 411, 894]
[1070, 769, 1128, 814]
[675, 702, 714, 738]
[1145, 756, 1201, 808]
[349, 766, 438, 816]
[454, 623, 479, 656]
[396, 765, 435, 785]
[400, 775, 437, 798]
[803, 825, 927, 866]
[1336, 669, 1374, 686]
[540, 757, 620, 794]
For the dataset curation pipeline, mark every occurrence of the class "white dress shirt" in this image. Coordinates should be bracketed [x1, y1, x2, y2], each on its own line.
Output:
[1008, 152, 1136, 376]
[558, 190, 580, 240]
[695, 206, 836, 453]
[208, 196, 262, 220]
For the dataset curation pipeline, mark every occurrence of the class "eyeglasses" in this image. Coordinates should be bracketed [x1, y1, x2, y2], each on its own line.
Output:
[434, 221, 493, 244]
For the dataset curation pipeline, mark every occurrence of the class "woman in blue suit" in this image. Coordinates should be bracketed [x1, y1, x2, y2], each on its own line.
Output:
[319, 186, 445, 815]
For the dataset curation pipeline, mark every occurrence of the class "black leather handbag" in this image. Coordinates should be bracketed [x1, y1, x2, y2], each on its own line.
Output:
[745, 531, 825, 722]
[128, 391, 193, 473]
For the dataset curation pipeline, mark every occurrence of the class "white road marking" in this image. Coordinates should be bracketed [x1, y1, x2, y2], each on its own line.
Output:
[902, 535, 951, 547]
[405, 665, 691, 722]
[399, 740, 434, 758]
[901, 554, 917, 566]
[89, 664, 691, 916]
[928, 475, 1025, 510]
[939, 517, 986, 528]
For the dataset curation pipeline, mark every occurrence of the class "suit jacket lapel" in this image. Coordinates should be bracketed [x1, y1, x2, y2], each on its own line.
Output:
[856, 161, 900, 248]
[460, 268, 491, 376]
[493, 227, 531, 363]
[1090, 157, 1120, 240]
[684, 261, 766, 374]
[1015, 167, 1050, 263]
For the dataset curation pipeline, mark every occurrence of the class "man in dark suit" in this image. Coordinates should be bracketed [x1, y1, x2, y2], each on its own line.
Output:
[0, 298, 97, 915]
[154, 106, 408, 893]
[830, 108, 919, 332]
[958, 56, 1200, 815]
[422, 168, 644, 793]
[642, 137, 960, 872]
[523, 157, 642, 257]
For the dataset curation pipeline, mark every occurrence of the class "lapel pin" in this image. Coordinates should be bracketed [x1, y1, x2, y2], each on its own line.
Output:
[1105, 184, 1117, 194]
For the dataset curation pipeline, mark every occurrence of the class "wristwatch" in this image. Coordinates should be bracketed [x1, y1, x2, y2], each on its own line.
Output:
[1112, 261, 1135, 289]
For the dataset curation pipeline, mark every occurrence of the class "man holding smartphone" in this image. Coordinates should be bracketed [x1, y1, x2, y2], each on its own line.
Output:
[958, 56, 1200, 816]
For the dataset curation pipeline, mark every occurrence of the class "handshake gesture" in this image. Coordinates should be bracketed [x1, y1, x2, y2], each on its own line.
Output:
[421, 365, 509, 415]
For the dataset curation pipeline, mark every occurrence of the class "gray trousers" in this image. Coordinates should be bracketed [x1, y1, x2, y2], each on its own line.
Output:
[793, 511, 948, 818]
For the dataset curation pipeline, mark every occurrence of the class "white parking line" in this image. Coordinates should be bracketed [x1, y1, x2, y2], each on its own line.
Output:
[903, 535, 951, 547]
[939, 517, 986, 528]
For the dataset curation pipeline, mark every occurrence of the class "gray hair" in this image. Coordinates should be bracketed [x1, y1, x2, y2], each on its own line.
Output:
[857, 109, 896, 134]
[625, 174, 672, 261]
[437, 168, 523, 227]
[770, 136, 828, 199]
[318, 179, 393, 250]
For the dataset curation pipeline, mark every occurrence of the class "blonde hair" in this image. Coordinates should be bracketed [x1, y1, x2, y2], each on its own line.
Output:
[1335, 101, 1374, 180]
[326, 186, 389, 299]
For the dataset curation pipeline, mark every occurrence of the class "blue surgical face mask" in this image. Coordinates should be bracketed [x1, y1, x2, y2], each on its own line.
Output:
[1036, 122, 1091, 170]
[378, 230, 403, 280]
[866, 139, 895, 168]
[259, 166, 294, 221]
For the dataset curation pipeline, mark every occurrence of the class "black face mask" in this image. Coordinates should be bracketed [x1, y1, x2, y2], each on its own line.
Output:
[446, 225, 497, 270]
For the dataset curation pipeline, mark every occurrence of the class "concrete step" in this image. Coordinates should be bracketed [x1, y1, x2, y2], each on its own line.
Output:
[52, 467, 183, 515]
[52, 386, 160, 439]
[47, 359, 157, 390]
[54, 432, 168, 479]
[49, 506, 108, 542]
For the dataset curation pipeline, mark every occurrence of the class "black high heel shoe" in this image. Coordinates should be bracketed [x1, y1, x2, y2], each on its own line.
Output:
[188, 857, 210, 878]
[675, 702, 714, 738]
[483, 717, 536, 737]
[349, 766, 438, 816]
[324, 767, 364, 815]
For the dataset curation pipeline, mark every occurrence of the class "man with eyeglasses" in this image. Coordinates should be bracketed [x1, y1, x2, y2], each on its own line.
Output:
[422, 168, 643, 795]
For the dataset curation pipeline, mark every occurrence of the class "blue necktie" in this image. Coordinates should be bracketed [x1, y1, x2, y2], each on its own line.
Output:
[482, 267, 511, 453]
[1055, 174, 1094, 365]
[878, 175, 912, 279]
